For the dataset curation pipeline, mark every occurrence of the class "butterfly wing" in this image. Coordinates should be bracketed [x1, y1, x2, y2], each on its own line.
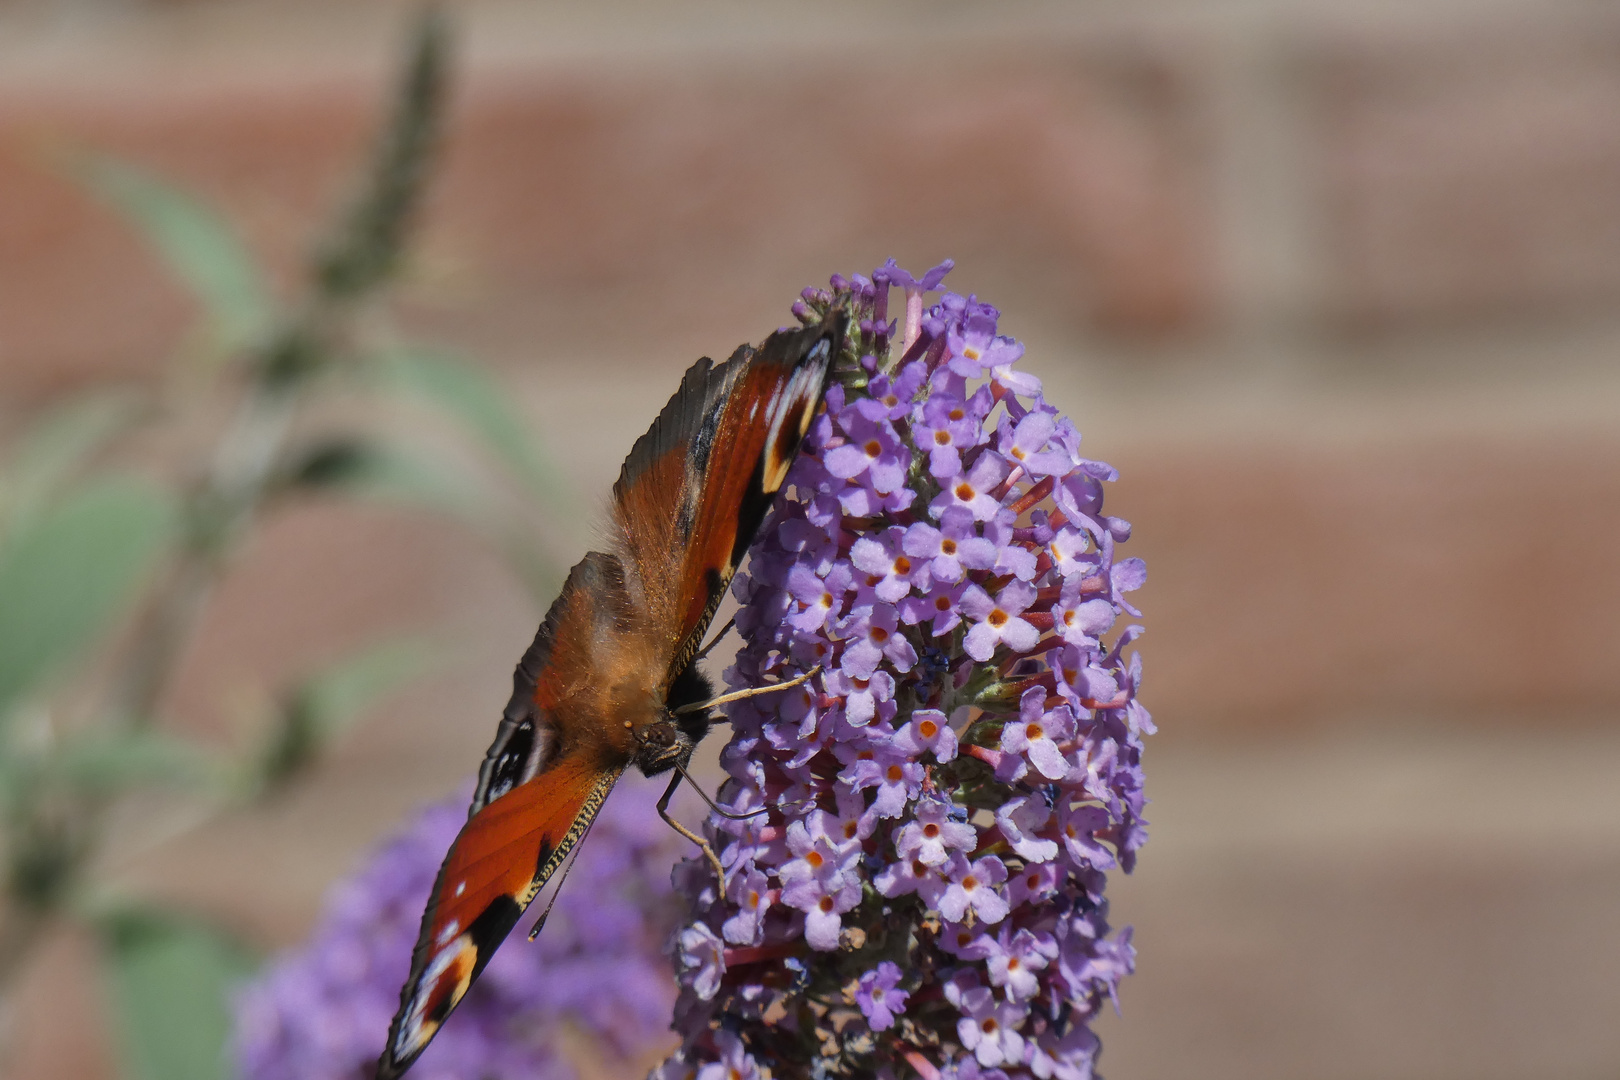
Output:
[377, 554, 638, 1080]
[611, 315, 844, 679]
[377, 313, 844, 1079]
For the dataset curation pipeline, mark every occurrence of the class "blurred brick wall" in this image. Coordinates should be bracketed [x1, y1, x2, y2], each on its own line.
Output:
[4, 0, 1618, 738]
[4, 4, 1620, 1080]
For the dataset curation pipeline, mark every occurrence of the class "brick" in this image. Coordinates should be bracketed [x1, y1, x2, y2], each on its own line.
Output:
[1116, 422, 1620, 730]
[1313, 16, 1620, 325]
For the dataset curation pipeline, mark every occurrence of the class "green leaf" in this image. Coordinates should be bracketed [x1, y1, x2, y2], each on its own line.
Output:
[278, 432, 564, 608]
[0, 477, 177, 720]
[1, 391, 139, 535]
[258, 636, 431, 788]
[99, 909, 253, 1080]
[70, 154, 273, 356]
[371, 347, 570, 510]
[44, 729, 212, 795]
[278, 435, 488, 520]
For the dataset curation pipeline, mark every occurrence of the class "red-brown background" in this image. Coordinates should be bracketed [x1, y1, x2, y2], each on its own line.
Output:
[3, 2, 1618, 1079]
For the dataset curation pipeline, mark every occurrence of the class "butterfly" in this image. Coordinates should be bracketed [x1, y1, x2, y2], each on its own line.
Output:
[374, 310, 846, 1079]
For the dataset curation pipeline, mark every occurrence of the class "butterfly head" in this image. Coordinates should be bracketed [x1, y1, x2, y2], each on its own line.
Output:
[628, 661, 715, 777]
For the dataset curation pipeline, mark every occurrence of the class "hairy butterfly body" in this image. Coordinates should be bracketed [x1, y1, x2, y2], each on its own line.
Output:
[375, 313, 845, 1079]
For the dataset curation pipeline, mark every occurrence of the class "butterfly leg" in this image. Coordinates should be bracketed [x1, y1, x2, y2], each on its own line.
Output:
[693, 616, 736, 662]
[657, 770, 727, 886]
[672, 759, 767, 821]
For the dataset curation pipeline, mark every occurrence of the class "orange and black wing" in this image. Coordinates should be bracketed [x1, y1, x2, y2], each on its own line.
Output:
[611, 313, 845, 677]
[376, 554, 636, 1080]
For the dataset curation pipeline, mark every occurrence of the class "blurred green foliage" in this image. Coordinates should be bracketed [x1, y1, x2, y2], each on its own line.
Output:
[0, 9, 566, 1077]
[100, 909, 255, 1080]
[0, 476, 176, 721]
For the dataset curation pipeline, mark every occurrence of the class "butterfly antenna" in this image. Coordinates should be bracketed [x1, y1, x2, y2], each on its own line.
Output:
[672, 664, 821, 715]
[657, 770, 727, 887]
[693, 617, 736, 662]
[673, 758, 767, 820]
[526, 798, 606, 941]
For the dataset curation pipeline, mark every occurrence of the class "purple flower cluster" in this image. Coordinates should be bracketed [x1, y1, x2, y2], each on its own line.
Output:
[659, 262, 1151, 1080]
[234, 775, 689, 1080]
